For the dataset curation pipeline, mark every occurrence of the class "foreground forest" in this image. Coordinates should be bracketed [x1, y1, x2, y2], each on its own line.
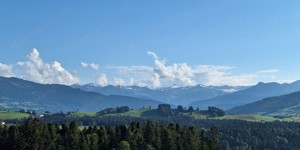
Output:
[0, 119, 221, 150]
[3, 114, 300, 150]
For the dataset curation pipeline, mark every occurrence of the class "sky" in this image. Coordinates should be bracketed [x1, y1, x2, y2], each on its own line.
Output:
[1, 1, 300, 88]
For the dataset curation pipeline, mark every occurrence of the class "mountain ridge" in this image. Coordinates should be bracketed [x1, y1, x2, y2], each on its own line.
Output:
[227, 91, 300, 116]
[0, 76, 163, 112]
[189, 81, 300, 110]
[72, 83, 248, 106]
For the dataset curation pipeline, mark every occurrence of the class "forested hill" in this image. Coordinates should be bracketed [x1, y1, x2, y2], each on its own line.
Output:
[227, 91, 300, 116]
[0, 77, 163, 112]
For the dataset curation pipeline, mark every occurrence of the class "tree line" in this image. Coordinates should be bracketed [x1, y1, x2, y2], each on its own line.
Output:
[0, 118, 220, 150]
[5, 114, 300, 149]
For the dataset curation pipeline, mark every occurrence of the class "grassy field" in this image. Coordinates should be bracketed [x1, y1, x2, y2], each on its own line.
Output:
[281, 117, 300, 122]
[3, 109, 300, 123]
[101, 109, 150, 117]
[121, 109, 150, 117]
[73, 111, 97, 117]
[214, 114, 278, 122]
[74, 109, 150, 118]
[214, 114, 300, 122]
[74, 109, 300, 123]
[0, 110, 30, 120]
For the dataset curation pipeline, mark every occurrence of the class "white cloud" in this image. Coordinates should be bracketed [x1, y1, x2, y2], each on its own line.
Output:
[192, 65, 256, 86]
[149, 73, 161, 88]
[80, 62, 88, 68]
[146, 52, 259, 87]
[96, 74, 108, 86]
[149, 51, 196, 87]
[81, 62, 99, 70]
[90, 63, 99, 70]
[1, 49, 284, 87]
[102, 51, 259, 87]
[113, 77, 125, 86]
[17, 48, 79, 85]
[0, 63, 14, 77]
[257, 69, 280, 74]
[147, 51, 159, 60]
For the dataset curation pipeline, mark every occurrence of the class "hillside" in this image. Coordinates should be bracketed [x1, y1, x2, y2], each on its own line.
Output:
[0, 77, 163, 112]
[189, 81, 300, 110]
[227, 91, 300, 116]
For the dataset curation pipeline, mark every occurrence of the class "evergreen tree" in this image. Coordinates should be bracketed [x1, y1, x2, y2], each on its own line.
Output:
[79, 132, 89, 150]
[183, 126, 199, 150]
[144, 120, 156, 146]
[199, 129, 209, 150]
[98, 127, 109, 150]
[117, 140, 131, 150]
[209, 125, 221, 150]
[6, 125, 21, 150]
[88, 133, 99, 150]
[68, 122, 81, 150]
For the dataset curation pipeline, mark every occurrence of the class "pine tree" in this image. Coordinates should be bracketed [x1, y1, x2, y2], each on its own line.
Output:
[79, 132, 89, 150]
[6, 125, 21, 150]
[98, 127, 109, 150]
[183, 126, 199, 150]
[199, 129, 209, 150]
[68, 122, 81, 150]
[144, 120, 156, 146]
[117, 140, 131, 150]
[209, 125, 221, 150]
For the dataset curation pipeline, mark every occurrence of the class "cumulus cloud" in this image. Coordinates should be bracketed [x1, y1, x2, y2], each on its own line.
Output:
[81, 62, 99, 70]
[149, 51, 196, 87]
[113, 77, 125, 86]
[17, 48, 79, 85]
[149, 73, 161, 88]
[0, 63, 14, 77]
[146, 51, 259, 87]
[96, 74, 108, 86]
[104, 51, 259, 87]
[56, 50, 284, 87]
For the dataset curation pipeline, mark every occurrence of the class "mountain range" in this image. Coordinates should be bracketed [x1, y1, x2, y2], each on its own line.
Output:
[72, 84, 247, 106]
[0, 77, 163, 112]
[2, 76, 300, 116]
[189, 81, 300, 110]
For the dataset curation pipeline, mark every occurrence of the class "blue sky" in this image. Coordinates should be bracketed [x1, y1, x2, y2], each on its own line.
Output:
[1, 1, 300, 87]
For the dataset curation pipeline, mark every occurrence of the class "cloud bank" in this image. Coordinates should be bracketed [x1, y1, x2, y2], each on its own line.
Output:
[0, 48, 282, 88]
[104, 51, 280, 88]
